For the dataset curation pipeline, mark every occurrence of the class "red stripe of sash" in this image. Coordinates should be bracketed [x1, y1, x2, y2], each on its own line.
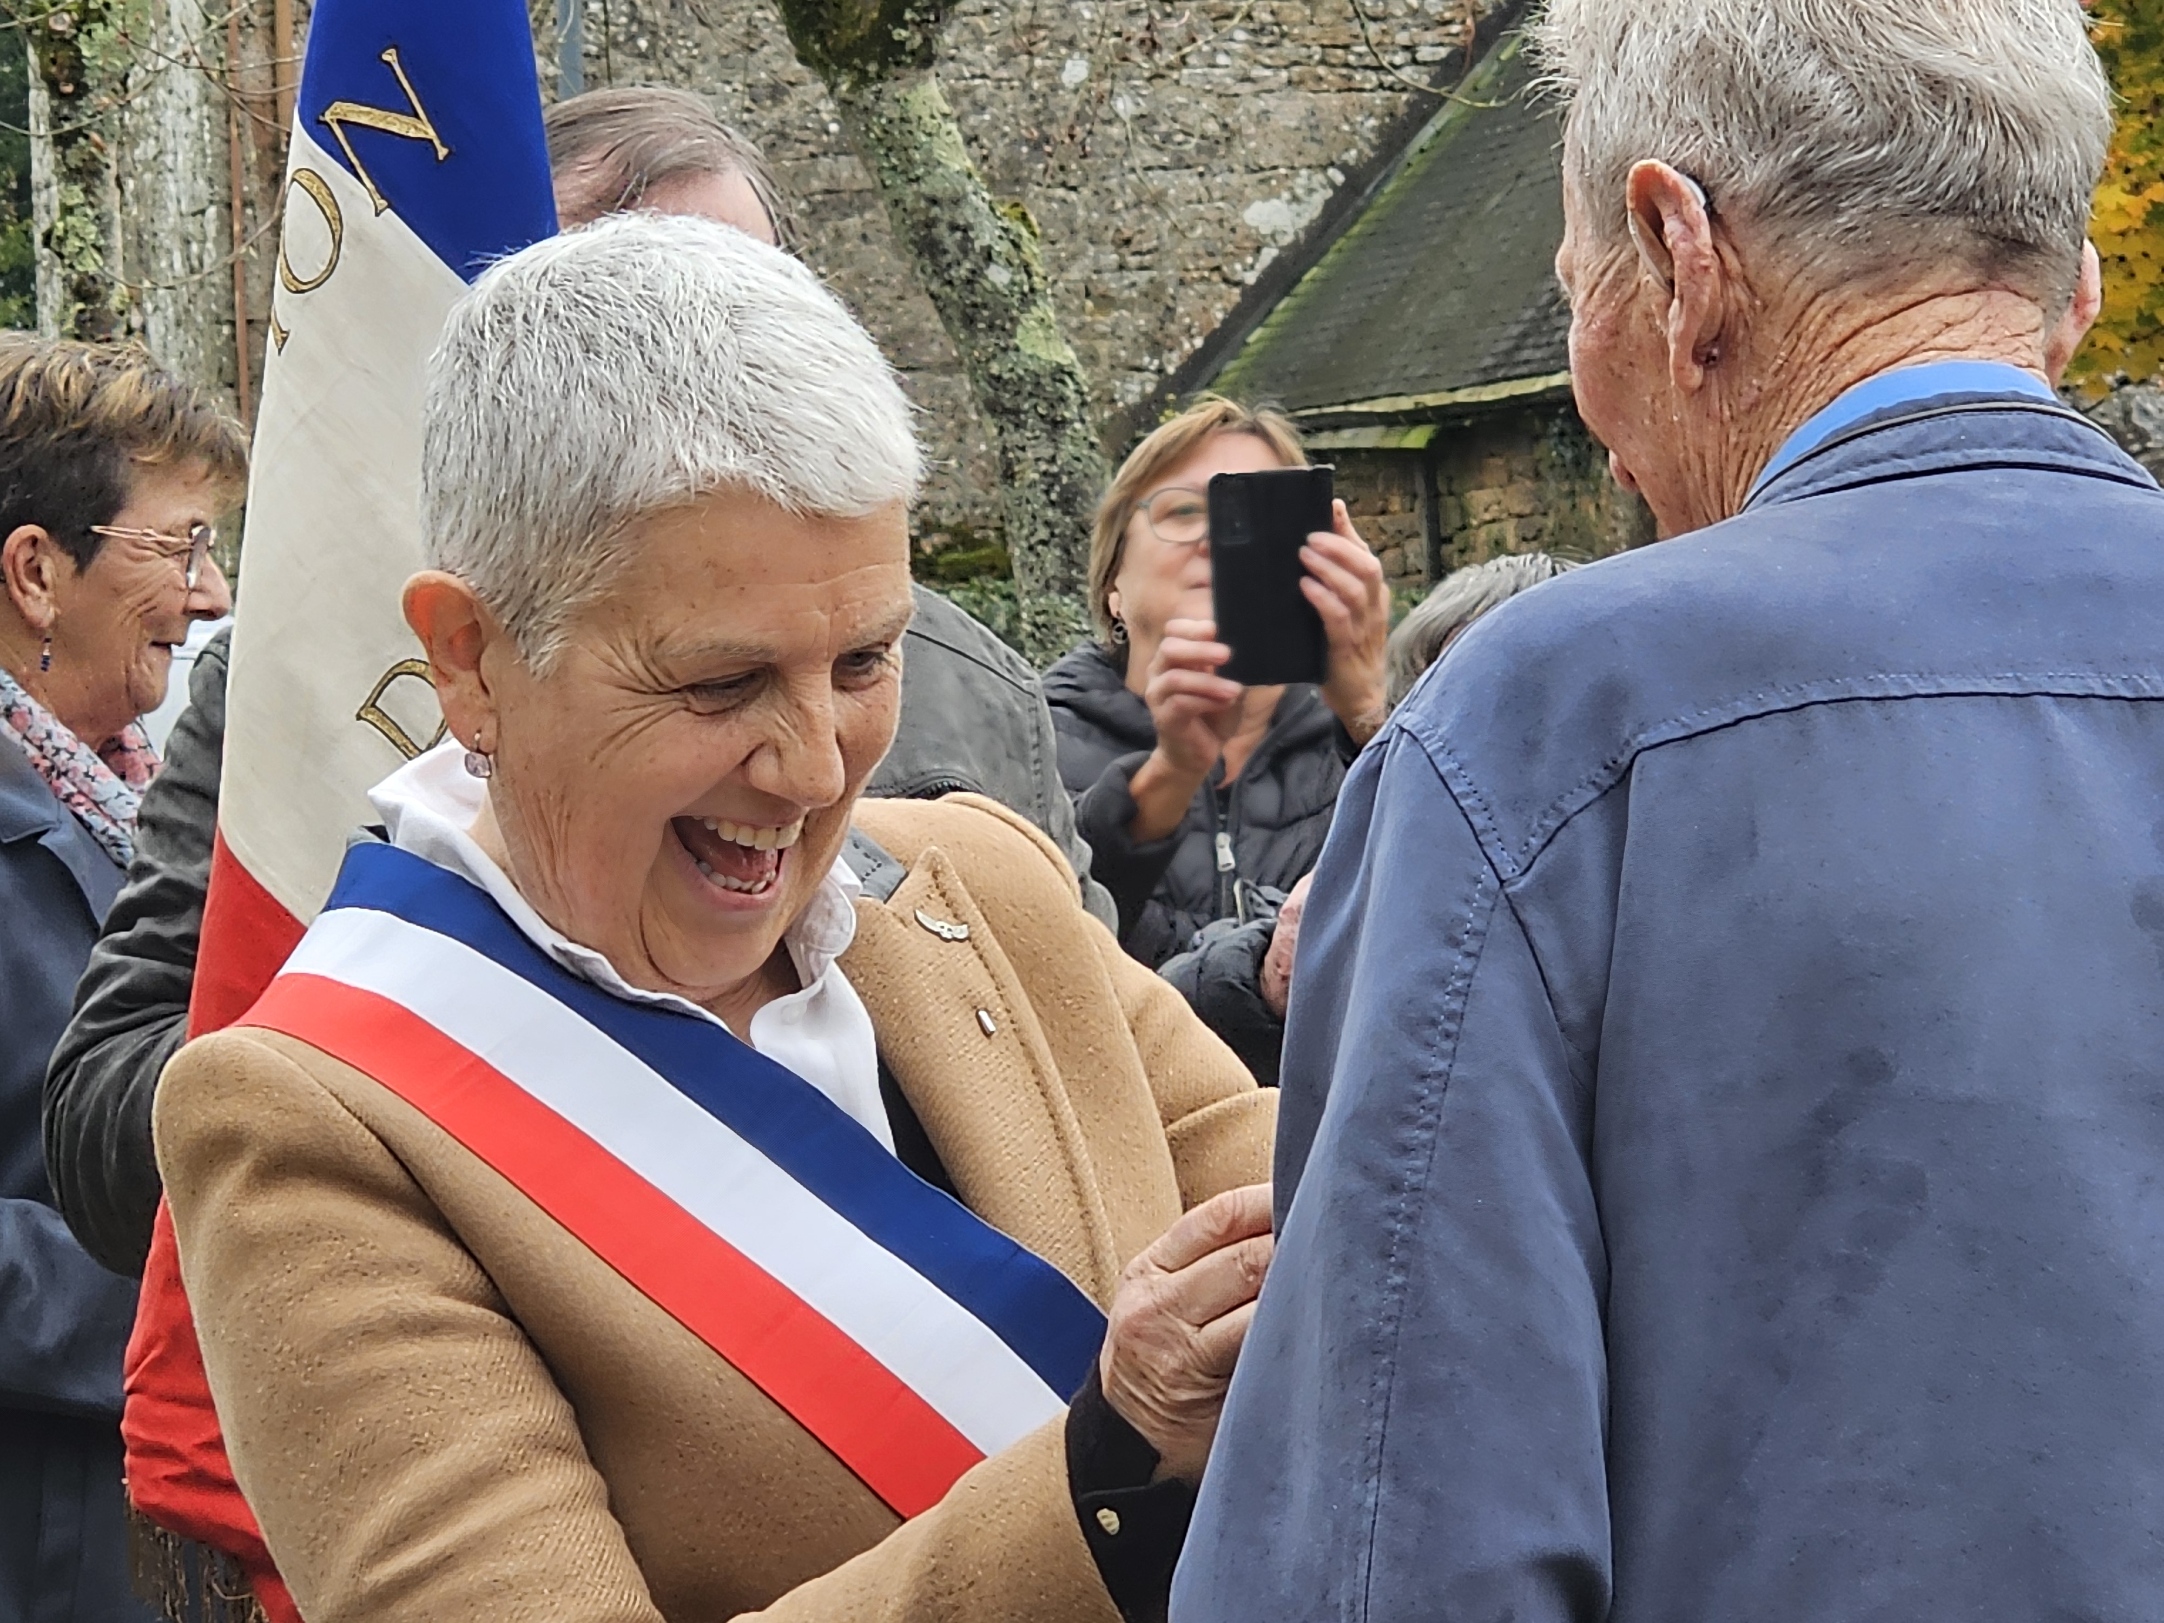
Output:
[244, 971, 984, 1517]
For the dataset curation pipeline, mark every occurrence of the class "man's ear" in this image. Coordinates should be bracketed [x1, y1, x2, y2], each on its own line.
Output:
[1, 524, 67, 631]
[1626, 160, 1725, 394]
[402, 570, 504, 753]
[2045, 240, 2104, 386]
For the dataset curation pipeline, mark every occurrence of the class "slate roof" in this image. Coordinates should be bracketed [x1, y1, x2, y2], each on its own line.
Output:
[1208, 31, 1570, 425]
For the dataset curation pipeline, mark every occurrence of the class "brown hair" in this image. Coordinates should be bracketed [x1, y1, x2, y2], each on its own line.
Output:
[1087, 394, 1306, 644]
[0, 334, 247, 571]
[546, 86, 784, 241]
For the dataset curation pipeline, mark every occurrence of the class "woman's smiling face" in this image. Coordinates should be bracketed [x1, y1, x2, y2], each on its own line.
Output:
[466, 487, 914, 1012]
[24, 460, 233, 744]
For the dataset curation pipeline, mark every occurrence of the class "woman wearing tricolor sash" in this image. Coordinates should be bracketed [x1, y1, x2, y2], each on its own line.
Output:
[150, 213, 1275, 1623]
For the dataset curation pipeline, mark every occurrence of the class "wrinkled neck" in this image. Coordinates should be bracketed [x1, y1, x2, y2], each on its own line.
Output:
[1703, 285, 2052, 528]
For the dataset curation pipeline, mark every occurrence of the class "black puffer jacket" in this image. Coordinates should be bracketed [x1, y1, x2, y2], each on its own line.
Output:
[1044, 640, 1353, 974]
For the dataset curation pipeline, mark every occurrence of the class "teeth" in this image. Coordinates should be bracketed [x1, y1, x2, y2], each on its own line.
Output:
[691, 855, 776, 895]
[699, 815, 804, 851]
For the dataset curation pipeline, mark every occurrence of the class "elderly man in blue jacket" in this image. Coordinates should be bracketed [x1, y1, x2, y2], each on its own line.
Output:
[1174, 2, 2164, 1620]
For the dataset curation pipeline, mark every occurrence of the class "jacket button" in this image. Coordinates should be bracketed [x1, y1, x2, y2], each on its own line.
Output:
[976, 1008, 998, 1037]
[1095, 1507, 1121, 1536]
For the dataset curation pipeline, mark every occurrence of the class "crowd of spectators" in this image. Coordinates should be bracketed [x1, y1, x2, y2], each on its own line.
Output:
[11, 0, 2162, 1618]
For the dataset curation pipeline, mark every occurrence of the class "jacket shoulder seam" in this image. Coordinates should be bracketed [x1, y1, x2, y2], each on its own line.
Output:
[1411, 669, 2164, 881]
[902, 623, 1035, 692]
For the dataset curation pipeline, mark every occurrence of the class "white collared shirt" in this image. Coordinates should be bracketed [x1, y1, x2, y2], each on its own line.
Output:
[368, 741, 894, 1150]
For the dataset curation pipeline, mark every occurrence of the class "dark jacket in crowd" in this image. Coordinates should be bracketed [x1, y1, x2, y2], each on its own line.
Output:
[1044, 640, 1352, 1079]
[1158, 907, 1283, 1088]
[0, 740, 156, 1623]
[43, 584, 1108, 1278]
[1175, 390, 2164, 1621]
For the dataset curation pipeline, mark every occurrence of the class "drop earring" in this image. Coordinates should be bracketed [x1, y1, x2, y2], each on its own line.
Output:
[37, 634, 51, 673]
[463, 747, 494, 779]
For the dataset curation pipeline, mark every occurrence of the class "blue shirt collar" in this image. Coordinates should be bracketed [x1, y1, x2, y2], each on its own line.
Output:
[1749, 360, 2058, 499]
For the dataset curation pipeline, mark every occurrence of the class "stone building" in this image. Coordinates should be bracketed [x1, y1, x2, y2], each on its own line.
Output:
[577, 0, 1517, 583]
[50, 0, 2164, 640]
[564, 0, 1641, 622]
[81, 0, 1534, 615]
[1202, 23, 1649, 598]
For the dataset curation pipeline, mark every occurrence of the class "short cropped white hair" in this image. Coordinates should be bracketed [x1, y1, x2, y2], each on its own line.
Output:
[1531, 0, 2113, 302]
[421, 212, 921, 664]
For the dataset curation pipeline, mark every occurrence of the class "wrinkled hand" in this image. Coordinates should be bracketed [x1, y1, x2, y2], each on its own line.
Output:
[1259, 871, 1314, 1020]
[1099, 1182, 1274, 1484]
[1302, 501, 1390, 744]
[1143, 616, 1244, 780]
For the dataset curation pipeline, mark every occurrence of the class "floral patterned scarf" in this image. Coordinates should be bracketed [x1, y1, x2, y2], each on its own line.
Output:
[0, 662, 158, 868]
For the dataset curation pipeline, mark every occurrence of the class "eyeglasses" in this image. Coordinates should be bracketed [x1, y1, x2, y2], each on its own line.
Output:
[1137, 486, 1211, 549]
[90, 521, 217, 589]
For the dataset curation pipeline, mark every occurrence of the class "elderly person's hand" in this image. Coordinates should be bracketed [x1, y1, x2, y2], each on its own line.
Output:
[1303, 499, 1390, 746]
[1259, 870, 1314, 1020]
[1100, 1182, 1274, 1483]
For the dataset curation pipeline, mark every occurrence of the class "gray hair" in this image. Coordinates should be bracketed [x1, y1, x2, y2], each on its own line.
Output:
[1386, 552, 1575, 708]
[1530, 0, 2113, 303]
[421, 212, 921, 666]
[546, 86, 785, 241]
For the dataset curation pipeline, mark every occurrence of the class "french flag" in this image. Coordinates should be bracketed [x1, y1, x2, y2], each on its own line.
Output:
[196, 0, 558, 1027]
[121, 6, 555, 1618]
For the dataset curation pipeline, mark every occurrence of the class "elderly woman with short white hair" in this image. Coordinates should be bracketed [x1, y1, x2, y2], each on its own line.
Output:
[154, 213, 1273, 1623]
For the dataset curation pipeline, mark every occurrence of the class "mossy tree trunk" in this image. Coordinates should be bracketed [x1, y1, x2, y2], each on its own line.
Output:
[18, 0, 128, 340]
[114, 0, 232, 401]
[776, 0, 1105, 666]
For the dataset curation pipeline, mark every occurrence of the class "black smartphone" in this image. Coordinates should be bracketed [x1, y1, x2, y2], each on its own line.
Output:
[1208, 464, 1333, 687]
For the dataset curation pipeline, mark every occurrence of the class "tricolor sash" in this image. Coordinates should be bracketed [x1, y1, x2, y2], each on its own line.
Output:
[239, 841, 1106, 1517]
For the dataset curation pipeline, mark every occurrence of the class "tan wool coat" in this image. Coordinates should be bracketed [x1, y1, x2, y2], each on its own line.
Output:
[155, 794, 1275, 1623]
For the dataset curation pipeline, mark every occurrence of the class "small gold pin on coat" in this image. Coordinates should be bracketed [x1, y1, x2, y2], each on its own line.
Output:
[914, 908, 970, 943]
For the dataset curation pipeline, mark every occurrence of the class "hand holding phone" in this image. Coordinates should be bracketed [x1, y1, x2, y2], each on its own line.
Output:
[1208, 465, 1334, 687]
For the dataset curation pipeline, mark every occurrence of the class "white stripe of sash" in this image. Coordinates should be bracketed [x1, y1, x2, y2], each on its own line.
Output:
[284, 906, 1069, 1454]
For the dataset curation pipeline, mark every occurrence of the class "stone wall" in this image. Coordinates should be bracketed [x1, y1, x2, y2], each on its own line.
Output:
[575, 0, 1493, 554]
[1332, 448, 1427, 596]
[1331, 401, 1653, 601]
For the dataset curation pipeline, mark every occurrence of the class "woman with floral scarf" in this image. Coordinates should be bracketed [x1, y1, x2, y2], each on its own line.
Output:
[0, 334, 244, 1623]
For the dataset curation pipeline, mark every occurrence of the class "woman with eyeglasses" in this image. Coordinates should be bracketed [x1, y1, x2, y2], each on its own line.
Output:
[1043, 396, 1390, 1085]
[0, 334, 242, 1623]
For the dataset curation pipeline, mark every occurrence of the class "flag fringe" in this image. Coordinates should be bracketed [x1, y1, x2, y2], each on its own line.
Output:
[129, 1508, 269, 1623]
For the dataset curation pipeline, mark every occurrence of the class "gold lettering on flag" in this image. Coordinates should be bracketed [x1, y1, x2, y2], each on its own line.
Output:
[357, 660, 449, 760]
[318, 47, 451, 217]
[278, 170, 344, 293]
[270, 167, 344, 353]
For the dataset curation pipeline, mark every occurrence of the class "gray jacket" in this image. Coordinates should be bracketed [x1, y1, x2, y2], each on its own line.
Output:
[43, 584, 1107, 1277]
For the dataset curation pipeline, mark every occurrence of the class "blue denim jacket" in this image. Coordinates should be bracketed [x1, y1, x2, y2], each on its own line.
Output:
[1173, 392, 2164, 1622]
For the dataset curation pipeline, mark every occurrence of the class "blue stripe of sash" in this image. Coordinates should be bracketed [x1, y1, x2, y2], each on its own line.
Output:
[324, 841, 1105, 1400]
